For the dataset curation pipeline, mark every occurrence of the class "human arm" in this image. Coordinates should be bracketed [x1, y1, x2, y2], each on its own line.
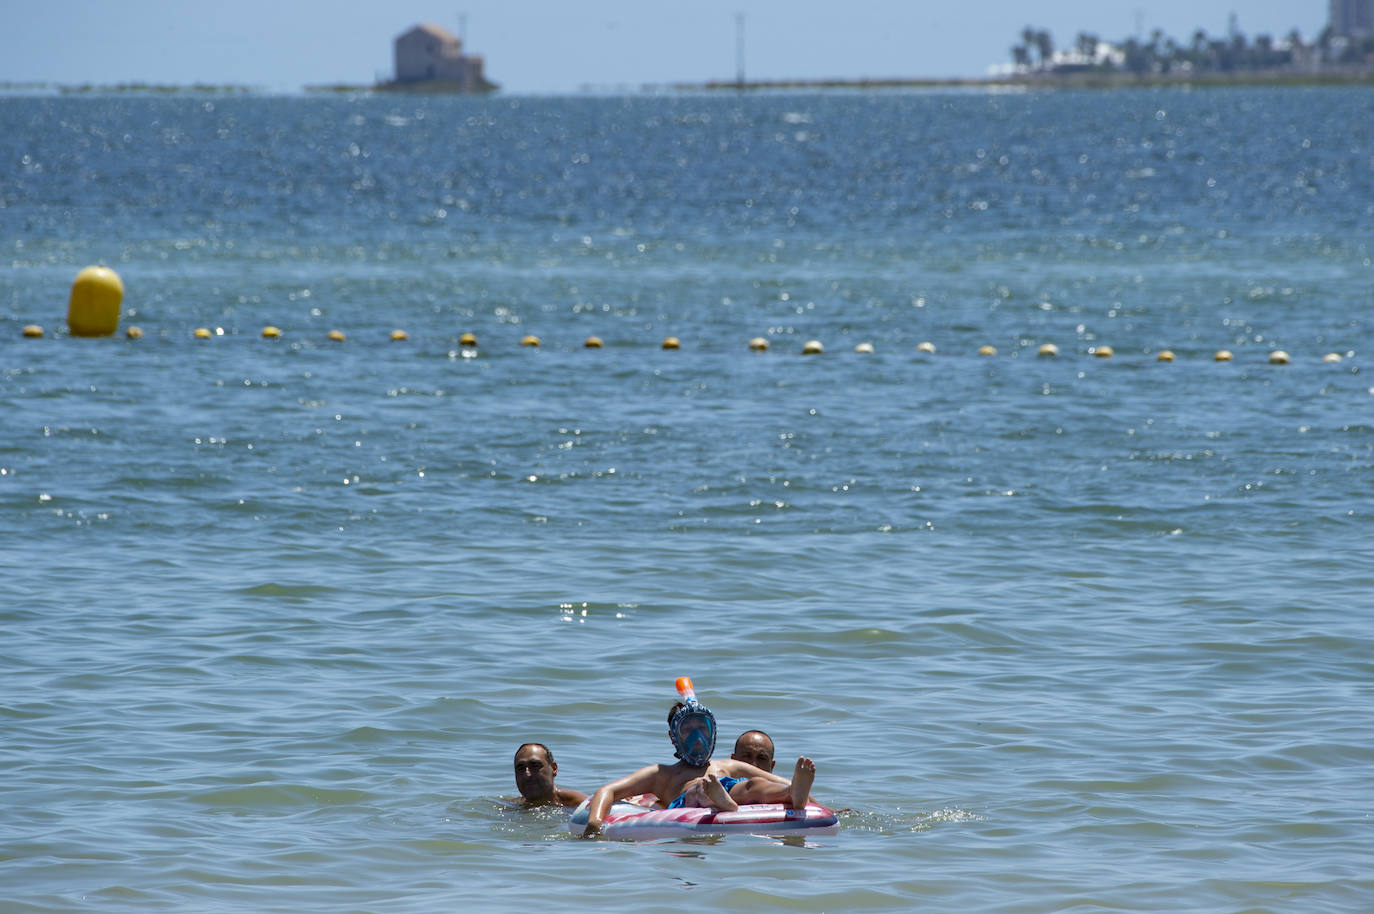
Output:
[721, 758, 818, 805]
[720, 759, 790, 787]
[580, 766, 661, 837]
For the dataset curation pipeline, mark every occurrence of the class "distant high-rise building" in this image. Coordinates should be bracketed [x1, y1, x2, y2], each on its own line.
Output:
[1330, 0, 1374, 36]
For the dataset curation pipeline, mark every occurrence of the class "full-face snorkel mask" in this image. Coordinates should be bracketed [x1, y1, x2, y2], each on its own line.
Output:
[669, 677, 717, 767]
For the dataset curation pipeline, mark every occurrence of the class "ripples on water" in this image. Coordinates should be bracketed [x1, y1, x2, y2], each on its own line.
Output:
[3, 88, 1373, 911]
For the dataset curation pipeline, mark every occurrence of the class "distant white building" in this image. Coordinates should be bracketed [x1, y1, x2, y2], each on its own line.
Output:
[392, 24, 495, 91]
[1330, 0, 1374, 36]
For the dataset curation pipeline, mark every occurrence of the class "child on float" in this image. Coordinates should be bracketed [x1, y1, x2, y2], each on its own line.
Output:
[580, 680, 820, 836]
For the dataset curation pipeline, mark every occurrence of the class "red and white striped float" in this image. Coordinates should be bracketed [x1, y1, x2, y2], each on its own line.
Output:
[569, 793, 839, 840]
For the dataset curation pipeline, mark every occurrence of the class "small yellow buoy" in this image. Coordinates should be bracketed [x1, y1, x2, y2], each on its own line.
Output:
[916, 341, 936, 354]
[1037, 343, 1059, 358]
[22, 324, 44, 338]
[262, 325, 281, 339]
[1268, 350, 1290, 365]
[390, 329, 409, 341]
[194, 327, 212, 339]
[977, 344, 997, 357]
[1093, 345, 1115, 358]
[584, 336, 603, 348]
[662, 336, 681, 350]
[459, 332, 477, 347]
[67, 265, 124, 337]
[1214, 349, 1233, 362]
[125, 326, 143, 339]
[1156, 349, 1175, 362]
[328, 329, 346, 342]
[802, 340, 824, 355]
[748, 337, 769, 351]
[1322, 352, 1343, 363]
[520, 334, 540, 347]
[854, 342, 875, 354]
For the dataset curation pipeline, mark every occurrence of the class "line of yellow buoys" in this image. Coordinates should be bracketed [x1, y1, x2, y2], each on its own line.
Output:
[22, 321, 1351, 364]
[19, 266, 1352, 365]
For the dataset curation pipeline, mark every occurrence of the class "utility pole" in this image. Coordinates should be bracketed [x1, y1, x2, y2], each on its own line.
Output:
[458, 12, 469, 91]
[735, 12, 746, 88]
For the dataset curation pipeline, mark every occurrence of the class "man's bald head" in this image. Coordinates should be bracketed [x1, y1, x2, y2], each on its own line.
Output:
[731, 730, 775, 772]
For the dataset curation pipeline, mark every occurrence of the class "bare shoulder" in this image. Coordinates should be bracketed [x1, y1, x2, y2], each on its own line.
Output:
[604, 762, 671, 795]
[649, 762, 693, 795]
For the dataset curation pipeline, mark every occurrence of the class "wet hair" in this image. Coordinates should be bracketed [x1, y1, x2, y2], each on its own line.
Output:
[515, 742, 554, 766]
[667, 702, 684, 726]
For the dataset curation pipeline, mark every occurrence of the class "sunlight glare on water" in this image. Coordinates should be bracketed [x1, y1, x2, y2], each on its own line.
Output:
[2, 86, 1372, 912]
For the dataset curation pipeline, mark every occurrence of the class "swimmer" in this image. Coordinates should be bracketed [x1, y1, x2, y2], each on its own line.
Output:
[580, 691, 793, 836]
[731, 729, 776, 772]
[513, 743, 587, 808]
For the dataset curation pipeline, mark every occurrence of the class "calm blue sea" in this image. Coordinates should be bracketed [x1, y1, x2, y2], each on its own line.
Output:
[3, 86, 1373, 912]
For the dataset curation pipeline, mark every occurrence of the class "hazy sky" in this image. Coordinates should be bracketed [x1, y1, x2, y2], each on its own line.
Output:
[1, 1, 1328, 93]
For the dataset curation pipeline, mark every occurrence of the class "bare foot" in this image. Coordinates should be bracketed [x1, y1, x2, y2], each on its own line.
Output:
[700, 773, 740, 812]
[789, 757, 815, 809]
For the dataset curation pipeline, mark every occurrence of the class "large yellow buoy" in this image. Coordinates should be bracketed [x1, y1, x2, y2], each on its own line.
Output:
[977, 344, 997, 357]
[390, 329, 409, 341]
[23, 324, 44, 338]
[1037, 343, 1059, 358]
[802, 339, 824, 354]
[1156, 349, 1175, 362]
[748, 337, 769, 351]
[1214, 349, 1233, 362]
[193, 327, 212, 339]
[328, 329, 347, 342]
[584, 336, 603, 348]
[662, 336, 681, 350]
[459, 332, 478, 347]
[67, 266, 124, 337]
[1268, 350, 1290, 365]
[520, 334, 540, 347]
[262, 325, 281, 339]
[1092, 345, 1114, 359]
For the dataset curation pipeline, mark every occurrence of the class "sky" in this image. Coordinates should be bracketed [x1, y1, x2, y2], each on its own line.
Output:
[0, 1, 1329, 93]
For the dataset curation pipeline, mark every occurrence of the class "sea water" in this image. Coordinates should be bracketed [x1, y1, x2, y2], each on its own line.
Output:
[2, 87, 1372, 912]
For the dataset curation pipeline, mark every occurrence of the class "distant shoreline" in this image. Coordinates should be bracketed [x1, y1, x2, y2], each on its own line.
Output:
[4, 67, 1372, 97]
[0, 81, 259, 94]
[678, 67, 1374, 91]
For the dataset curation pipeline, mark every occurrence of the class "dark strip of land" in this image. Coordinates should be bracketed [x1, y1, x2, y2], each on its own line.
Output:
[677, 67, 1374, 91]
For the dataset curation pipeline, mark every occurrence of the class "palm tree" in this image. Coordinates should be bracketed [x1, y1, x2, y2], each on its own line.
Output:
[1161, 37, 1179, 73]
[1035, 30, 1055, 66]
[1191, 29, 1209, 57]
[1022, 27, 1039, 66]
